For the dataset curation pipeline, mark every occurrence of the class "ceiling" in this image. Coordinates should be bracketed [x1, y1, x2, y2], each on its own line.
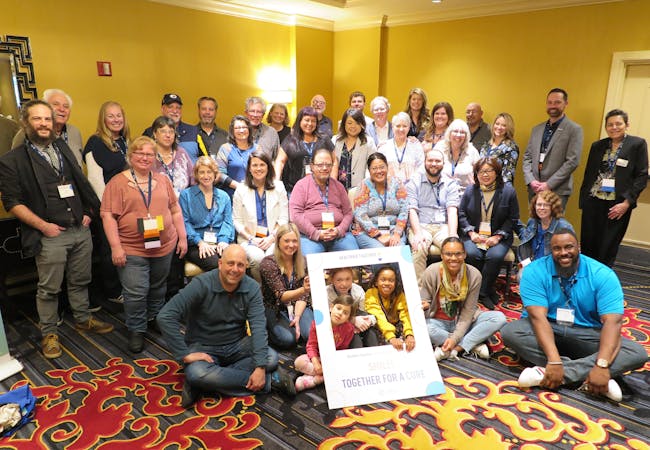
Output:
[150, 0, 620, 31]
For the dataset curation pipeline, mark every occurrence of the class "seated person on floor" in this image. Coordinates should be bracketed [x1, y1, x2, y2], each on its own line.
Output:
[501, 228, 648, 402]
[365, 266, 415, 352]
[179, 156, 233, 272]
[294, 294, 357, 392]
[289, 147, 358, 255]
[157, 244, 296, 409]
[517, 190, 573, 274]
[420, 237, 506, 361]
[407, 147, 460, 286]
[326, 267, 379, 348]
[259, 223, 312, 349]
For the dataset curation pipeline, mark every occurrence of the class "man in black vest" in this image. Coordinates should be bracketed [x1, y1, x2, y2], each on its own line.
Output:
[0, 100, 114, 359]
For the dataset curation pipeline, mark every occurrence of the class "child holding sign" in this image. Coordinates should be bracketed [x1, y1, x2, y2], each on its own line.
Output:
[365, 266, 416, 352]
[294, 295, 357, 392]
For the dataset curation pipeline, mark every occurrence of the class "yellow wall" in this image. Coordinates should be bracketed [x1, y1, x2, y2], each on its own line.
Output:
[0, 0, 293, 137]
[295, 26, 334, 114]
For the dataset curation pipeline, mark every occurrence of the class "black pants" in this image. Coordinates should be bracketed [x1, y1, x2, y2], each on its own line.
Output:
[580, 196, 631, 267]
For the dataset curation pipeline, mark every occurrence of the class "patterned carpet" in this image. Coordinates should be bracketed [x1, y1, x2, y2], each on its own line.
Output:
[0, 246, 648, 449]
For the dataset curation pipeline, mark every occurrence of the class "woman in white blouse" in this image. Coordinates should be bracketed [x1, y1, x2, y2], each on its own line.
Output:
[233, 150, 289, 281]
[434, 119, 480, 195]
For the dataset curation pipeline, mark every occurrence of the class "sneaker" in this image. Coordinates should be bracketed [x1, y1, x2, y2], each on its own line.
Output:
[271, 367, 296, 397]
[295, 375, 317, 392]
[448, 349, 460, 361]
[108, 294, 124, 304]
[75, 317, 114, 334]
[87, 303, 102, 313]
[56, 312, 65, 327]
[578, 379, 623, 402]
[42, 334, 62, 359]
[518, 366, 545, 388]
[434, 347, 448, 362]
[181, 380, 201, 408]
[470, 344, 490, 359]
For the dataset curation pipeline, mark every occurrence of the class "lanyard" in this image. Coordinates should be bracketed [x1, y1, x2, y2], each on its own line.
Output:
[29, 141, 64, 179]
[312, 174, 329, 209]
[60, 128, 68, 144]
[427, 179, 441, 206]
[302, 140, 316, 157]
[283, 271, 296, 290]
[197, 134, 209, 156]
[450, 153, 461, 176]
[112, 136, 127, 157]
[558, 274, 576, 306]
[206, 189, 218, 231]
[157, 151, 175, 184]
[606, 137, 625, 173]
[378, 182, 388, 212]
[394, 141, 407, 165]
[480, 191, 496, 217]
[131, 169, 153, 215]
[255, 189, 267, 223]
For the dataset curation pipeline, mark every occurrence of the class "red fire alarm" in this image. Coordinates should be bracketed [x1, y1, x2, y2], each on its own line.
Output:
[97, 61, 112, 77]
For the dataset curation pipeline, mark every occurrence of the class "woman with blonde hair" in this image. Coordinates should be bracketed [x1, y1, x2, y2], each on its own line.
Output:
[435, 119, 480, 195]
[480, 112, 519, 183]
[404, 88, 430, 139]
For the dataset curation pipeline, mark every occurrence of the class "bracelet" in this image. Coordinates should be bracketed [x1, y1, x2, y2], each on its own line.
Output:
[547, 361, 563, 365]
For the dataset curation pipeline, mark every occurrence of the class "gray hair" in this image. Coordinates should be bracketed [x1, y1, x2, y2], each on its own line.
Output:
[391, 111, 411, 127]
[43, 89, 73, 107]
[245, 96, 266, 112]
[370, 96, 391, 112]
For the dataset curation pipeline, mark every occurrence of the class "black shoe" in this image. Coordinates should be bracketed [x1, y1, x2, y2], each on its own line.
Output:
[148, 319, 160, 334]
[271, 367, 296, 397]
[128, 331, 145, 353]
[489, 292, 501, 306]
[181, 380, 201, 408]
[479, 296, 496, 310]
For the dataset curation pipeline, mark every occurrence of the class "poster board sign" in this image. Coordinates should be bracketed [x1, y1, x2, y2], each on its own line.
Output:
[306, 246, 444, 409]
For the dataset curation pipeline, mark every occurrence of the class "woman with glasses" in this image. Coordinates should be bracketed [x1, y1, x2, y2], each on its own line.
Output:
[289, 148, 359, 255]
[435, 119, 480, 195]
[101, 136, 187, 353]
[274, 106, 334, 194]
[366, 96, 393, 149]
[150, 116, 194, 199]
[459, 157, 519, 310]
[216, 115, 257, 198]
[352, 152, 408, 249]
[421, 237, 506, 361]
[331, 108, 376, 191]
[518, 190, 573, 270]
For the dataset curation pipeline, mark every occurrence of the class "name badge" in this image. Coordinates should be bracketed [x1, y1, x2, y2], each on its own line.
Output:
[478, 221, 491, 237]
[377, 216, 390, 231]
[616, 158, 628, 168]
[519, 257, 532, 269]
[138, 216, 163, 249]
[322, 212, 335, 229]
[556, 307, 575, 326]
[539, 153, 547, 163]
[143, 218, 159, 231]
[433, 209, 446, 224]
[255, 226, 268, 238]
[599, 178, 615, 193]
[203, 231, 217, 244]
[304, 165, 312, 175]
[57, 184, 75, 198]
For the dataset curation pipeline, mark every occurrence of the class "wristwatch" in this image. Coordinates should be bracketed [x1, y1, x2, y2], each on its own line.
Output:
[596, 358, 609, 368]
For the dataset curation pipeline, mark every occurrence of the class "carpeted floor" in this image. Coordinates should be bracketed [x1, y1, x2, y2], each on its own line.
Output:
[0, 246, 648, 449]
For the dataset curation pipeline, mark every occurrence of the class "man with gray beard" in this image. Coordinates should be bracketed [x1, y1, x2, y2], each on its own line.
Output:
[0, 100, 113, 359]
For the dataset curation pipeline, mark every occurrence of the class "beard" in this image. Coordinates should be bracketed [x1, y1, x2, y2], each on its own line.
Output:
[25, 125, 55, 147]
[554, 256, 579, 278]
[426, 167, 442, 179]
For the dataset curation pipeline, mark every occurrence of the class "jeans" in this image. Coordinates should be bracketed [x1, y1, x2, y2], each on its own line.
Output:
[300, 232, 359, 255]
[266, 307, 314, 349]
[501, 318, 649, 384]
[426, 311, 506, 352]
[354, 232, 406, 250]
[184, 337, 279, 397]
[463, 239, 511, 297]
[35, 225, 93, 336]
[118, 251, 173, 333]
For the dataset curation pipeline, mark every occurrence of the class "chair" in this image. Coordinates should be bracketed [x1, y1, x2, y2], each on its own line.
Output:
[184, 261, 204, 279]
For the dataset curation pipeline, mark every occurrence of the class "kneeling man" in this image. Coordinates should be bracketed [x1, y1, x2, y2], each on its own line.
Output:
[501, 228, 648, 401]
[157, 244, 295, 408]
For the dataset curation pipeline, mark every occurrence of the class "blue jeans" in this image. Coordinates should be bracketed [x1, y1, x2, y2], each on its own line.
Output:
[184, 337, 279, 397]
[501, 318, 649, 384]
[427, 311, 506, 352]
[300, 232, 359, 255]
[463, 239, 511, 297]
[355, 232, 406, 250]
[266, 307, 314, 349]
[117, 251, 173, 333]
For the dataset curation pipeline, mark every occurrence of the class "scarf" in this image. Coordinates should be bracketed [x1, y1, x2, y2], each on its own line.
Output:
[438, 263, 468, 318]
[479, 181, 497, 192]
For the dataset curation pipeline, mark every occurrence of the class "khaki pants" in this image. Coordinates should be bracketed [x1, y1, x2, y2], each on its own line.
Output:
[409, 223, 449, 285]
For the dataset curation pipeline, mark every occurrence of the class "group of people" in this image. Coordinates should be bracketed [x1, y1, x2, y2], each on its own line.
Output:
[0, 86, 647, 408]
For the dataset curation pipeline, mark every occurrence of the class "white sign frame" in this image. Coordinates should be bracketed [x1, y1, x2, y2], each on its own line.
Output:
[306, 246, 445, 409]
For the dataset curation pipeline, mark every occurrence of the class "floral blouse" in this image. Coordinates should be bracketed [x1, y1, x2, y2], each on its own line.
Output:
[480, 139, 520, 184]
[352, 177, 408, 237]
[259, 255, 311, 315]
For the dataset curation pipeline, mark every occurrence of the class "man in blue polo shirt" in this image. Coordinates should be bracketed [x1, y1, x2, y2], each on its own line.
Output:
[501, 228, 647, 401]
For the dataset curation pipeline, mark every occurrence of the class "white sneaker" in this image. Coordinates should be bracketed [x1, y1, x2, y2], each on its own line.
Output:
[108, 294, 124, 304]
[434, 347, 448, 361]
[448, 349, 460, 361]
[518, 366, 545, 388]
[470, 344, 490, 359]
[606, 379, 623, 402]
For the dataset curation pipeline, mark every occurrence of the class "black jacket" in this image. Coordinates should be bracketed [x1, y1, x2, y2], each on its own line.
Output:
[459, 183, 519, 245]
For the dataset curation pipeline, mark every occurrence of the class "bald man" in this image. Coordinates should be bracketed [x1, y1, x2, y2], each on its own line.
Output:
[311, 94, 333, 139]
[466, 102, 491, 150]
[157, 244, 295, 408]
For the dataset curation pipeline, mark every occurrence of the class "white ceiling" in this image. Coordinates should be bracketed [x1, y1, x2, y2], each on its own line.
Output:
[150, 0, 620, 30]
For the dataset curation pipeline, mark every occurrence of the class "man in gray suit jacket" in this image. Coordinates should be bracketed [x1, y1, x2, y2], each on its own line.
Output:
[522, 88, 583, 207]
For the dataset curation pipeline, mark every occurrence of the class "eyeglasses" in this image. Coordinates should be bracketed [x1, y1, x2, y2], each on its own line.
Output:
[312, 163, 333, 170]
[369, 165, 387, 172]
[247, 110, 264, 116]
[373, 107, 387, 113]
[132, 152, 156, 159]
[536, 203, 551, 209]
[442, 252, 464, 258]
[478, 169, 495, 175]
[312, 100, 326, 106]
[156, 129, 175, 135]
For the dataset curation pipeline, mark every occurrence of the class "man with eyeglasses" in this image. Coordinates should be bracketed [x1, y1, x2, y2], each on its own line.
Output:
[407, 148, 460, 286]
[420, 236, 506, 362]
[244, 96, 279, 161]
[501, 228, 647, 402]
[0, 100, 114, 359]
[522, 88, 583, 208]
[310, 94, 333, 139]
